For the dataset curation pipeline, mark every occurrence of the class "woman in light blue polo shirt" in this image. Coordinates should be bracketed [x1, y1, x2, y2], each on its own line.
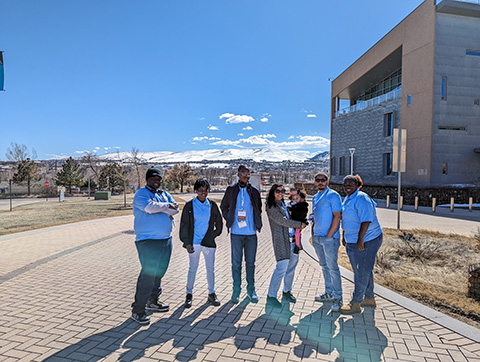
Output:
[340, 174, 383, 314]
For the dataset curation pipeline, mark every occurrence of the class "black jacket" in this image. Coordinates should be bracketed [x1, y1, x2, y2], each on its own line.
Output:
[288, 201, 309, 224]
[220, 183, 262, 233]
[179, 198, 223, 248]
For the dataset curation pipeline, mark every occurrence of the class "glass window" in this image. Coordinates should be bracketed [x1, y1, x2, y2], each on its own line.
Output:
[441, 76, 447, 100]
[407, 94, 412, 106]
[383, 153, 392, 176]
[384, 112, 394, 137]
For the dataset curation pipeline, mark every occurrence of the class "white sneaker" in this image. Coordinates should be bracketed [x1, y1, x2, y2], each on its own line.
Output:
[330, 298, 343, 312]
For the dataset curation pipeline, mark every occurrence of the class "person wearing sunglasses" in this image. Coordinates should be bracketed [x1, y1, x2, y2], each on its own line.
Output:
[179, 178, 223, 309]
[311, 172, 343, 312]
[339, 174, 383, 314]
[265, 184, 306, 308]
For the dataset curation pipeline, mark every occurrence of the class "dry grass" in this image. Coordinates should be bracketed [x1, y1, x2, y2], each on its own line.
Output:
[335, 228, 480, 328]
[0, 195, 186, 236]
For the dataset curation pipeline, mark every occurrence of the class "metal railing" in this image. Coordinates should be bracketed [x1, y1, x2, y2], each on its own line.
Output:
[334, 88, 402, 118]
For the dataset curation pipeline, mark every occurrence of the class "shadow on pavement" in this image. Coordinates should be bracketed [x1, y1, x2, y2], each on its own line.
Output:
[43, 299, 386, 361]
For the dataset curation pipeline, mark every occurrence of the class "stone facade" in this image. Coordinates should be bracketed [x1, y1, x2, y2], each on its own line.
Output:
[331, 99, 401, 185]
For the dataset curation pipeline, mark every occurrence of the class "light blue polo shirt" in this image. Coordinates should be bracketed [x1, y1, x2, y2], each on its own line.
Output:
[341, 189, 383, 243]
[193, 197, 211, 245]
[231, 185, 255, 235]
[133, 187, 176, 241]
[312, 187, 342, 238]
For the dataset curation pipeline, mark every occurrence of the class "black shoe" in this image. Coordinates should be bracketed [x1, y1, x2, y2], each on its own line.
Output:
[293, 245, 300, 254]
[208, 293, 221, 306]
[282, 291, 297, 303]
[185, 294, 193, 308]
[131, 311, 150, 325]
[248, 291, 259, 303]
[146, 300, 169, 312]
[266, 296, 282, 308]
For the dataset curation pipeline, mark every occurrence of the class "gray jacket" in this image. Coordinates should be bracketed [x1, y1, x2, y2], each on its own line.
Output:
[266, 200, 303, 261]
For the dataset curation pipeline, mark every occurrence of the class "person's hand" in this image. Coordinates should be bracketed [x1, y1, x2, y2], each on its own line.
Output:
[186, 244, 194, 254]
[357, 238, 364, 251]
[300, 222, 307, 230]
[169, 203, 179, 210]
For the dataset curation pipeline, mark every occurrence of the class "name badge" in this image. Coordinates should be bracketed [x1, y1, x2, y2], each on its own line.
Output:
[237, 209, 247, 228]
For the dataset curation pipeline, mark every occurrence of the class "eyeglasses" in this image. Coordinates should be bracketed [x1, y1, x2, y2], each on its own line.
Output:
[315, 178, 328, 182]
[275, 189, 286, 194]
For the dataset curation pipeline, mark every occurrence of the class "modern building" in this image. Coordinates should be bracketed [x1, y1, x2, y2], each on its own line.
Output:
[330, 0, 480, 186]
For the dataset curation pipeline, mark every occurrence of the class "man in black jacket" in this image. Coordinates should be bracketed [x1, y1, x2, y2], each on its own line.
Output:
[220, 165, 262, 304]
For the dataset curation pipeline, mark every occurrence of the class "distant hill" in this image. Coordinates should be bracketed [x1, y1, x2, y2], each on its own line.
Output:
[97, 148, 330, 164]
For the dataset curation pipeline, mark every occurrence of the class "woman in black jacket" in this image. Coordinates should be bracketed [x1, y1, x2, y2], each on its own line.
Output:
[179, 178, 223, 308]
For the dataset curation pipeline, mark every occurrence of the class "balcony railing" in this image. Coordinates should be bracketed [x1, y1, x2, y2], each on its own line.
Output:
[334, 88, 402, 118]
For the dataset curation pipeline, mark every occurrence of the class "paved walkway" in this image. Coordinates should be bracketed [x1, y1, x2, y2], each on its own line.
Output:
[0, 213, 479, 362]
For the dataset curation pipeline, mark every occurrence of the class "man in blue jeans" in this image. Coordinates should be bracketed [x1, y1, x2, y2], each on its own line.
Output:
[131, 167, 179, 325]
[311, 172, 343, 312]
[220, 165, 262, 304]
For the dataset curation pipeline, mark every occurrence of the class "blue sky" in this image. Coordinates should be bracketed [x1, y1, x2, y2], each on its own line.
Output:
[0, 0, 423, 160]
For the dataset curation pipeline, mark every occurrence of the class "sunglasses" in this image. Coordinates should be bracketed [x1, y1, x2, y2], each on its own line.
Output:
[275, 189, 286, 194]
[315, 178, 328, 182]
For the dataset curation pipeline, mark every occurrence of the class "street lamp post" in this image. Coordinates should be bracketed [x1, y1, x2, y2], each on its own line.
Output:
[348, 148, 356, 175]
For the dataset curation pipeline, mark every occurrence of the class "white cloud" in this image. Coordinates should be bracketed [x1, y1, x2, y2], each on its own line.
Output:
[243, 126, 253, 130]
[192, 136, 221, 142]
[288, 135, 295, 139]
[307, 114, 317, 118]
[94, 147, 100, 150]
[208, 124, 219, 131]
[220, 113, 255, 124]
[260, 117, 269, 122]
[211, 134, 329, 150]
[238, 133, 244, 136]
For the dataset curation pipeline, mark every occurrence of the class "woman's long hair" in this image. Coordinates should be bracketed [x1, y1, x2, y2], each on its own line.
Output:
[266, 184, 284, 210]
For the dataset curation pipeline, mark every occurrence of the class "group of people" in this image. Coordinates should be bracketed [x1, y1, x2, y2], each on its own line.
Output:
[130, 165, 383, 325]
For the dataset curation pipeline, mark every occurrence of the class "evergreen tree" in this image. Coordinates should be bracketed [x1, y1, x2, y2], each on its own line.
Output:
[54, 157, 84, 194]
[13, 158, 40, 195]
[98, 162, 127, 193]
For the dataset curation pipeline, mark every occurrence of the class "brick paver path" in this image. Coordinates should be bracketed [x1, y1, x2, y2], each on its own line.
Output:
[0, 213, 479, 362]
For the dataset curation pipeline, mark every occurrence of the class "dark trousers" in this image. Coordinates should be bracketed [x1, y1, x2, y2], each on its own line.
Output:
[230, 233, 258, 295]
[132, 238, 172, 314]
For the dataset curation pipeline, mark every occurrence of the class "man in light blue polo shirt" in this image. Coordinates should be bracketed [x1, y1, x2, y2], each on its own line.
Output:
[311, 172, 343, 312]
[131, 167, 179, 325]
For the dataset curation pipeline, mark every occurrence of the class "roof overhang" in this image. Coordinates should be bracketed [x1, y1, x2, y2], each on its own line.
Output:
[437, 0, 480, 18]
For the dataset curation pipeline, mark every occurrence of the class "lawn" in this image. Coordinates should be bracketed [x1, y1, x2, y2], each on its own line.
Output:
[0, 195, 186, 235]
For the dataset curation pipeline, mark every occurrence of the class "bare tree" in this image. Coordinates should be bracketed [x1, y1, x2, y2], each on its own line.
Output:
[6, 142, 36, 162]
[80, 151, 101, 185]
[130, 147, 144, 190]
[165, 163, 197, 193]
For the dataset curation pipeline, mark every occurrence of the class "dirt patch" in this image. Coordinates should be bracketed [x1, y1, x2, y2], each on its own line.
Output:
[336, 228, 480, 329]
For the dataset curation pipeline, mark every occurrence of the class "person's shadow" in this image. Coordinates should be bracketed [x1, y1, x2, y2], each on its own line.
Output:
[293, 304, 387, 361]
[42, 299, 248, 362]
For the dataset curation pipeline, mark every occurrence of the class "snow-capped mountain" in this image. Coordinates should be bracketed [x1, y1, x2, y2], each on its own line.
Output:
[97, 148, 329, 163]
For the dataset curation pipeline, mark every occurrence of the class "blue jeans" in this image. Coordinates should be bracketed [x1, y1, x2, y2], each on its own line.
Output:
[230, 233, 257, 295]
[345, 233, 383, 303]
[267, 242, 299, 297]
[312, 235, 342, 299]
[132, 238, 172, 314]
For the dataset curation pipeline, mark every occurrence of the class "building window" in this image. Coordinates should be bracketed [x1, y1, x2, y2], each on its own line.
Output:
[384, 112, 394, 136]
[339, 156, 346, 176]
[442, 163, 448, 175]
[466, 49, 480, 56]
[383, 153, 392, 176]
[441, 76, 447, 100]
[407, 94, 412, 106]
[438, 125, 466, 131]
[331, 157, 336, 176]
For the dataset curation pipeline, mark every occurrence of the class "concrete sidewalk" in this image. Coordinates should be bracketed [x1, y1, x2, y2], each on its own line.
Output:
[0, 214, 479, 362]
